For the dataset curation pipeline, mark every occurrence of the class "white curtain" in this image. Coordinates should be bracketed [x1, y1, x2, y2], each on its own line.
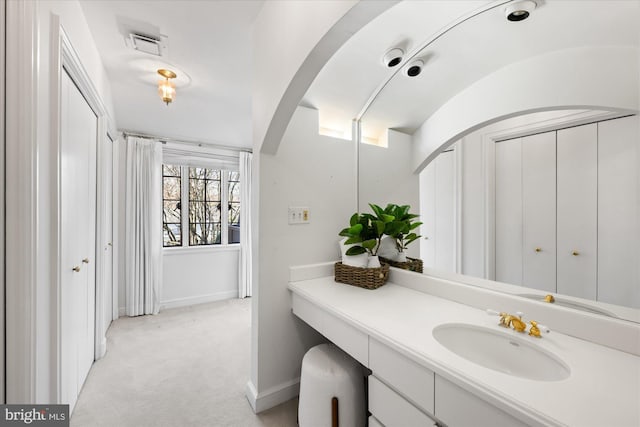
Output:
[239, 151, 253, 298]
[125, 136, 163, 315]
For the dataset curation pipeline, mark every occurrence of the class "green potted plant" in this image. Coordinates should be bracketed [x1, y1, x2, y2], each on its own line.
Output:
[339, 205, 395, 267]
[383, 204, 422, 262]
[335, 208, 393, 289]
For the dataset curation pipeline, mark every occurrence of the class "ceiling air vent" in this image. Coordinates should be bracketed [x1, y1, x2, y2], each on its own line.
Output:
[128, 32, 166, 57]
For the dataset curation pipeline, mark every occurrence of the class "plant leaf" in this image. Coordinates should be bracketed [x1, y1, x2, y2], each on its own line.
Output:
[345, 246, 367, 256]
[409, 222, 423, 230]
[344, 236, 363, 245]
[362, 239, 377, 250]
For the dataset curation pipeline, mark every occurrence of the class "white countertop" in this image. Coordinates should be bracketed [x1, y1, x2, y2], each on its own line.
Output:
[289, 277, 640, 427]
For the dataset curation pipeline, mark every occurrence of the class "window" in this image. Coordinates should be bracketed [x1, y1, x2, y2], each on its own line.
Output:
[162, 164, 182, 247]
[162, 164, 240, 247]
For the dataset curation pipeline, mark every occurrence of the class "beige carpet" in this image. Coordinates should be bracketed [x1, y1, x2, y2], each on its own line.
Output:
[71, 299, 298, 427]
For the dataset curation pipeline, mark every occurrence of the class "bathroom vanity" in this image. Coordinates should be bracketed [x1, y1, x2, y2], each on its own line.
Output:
[288, 264, 640, 427]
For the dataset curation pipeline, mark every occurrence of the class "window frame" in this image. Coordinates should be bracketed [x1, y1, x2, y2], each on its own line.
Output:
[162, 164, 240, 249]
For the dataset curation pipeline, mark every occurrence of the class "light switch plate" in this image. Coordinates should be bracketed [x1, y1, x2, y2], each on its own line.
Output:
[288, 207, 310, 224]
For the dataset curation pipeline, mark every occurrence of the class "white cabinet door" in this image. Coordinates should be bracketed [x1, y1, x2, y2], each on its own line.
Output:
[597, 115, 639, 308]
[522, 131, 556, 292]
[557, 124, 598, 300]
[495, 138, 523, 285]
[435, 375, 529, 427]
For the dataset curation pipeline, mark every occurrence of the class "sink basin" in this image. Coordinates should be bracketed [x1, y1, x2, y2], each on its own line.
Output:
[518, 294, 617, 318]
[433, 323, 570, 382]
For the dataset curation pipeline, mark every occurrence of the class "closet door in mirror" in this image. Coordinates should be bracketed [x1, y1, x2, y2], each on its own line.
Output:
[495, 138, 523, 285]
[557, 124, 597, 300]
[522, 131, 556, 292]
[597, 115, 639, 308]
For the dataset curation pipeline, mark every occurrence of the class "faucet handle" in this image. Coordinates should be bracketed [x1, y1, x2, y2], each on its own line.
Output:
[536, 323, 550, 334]
[486, 309, 501, 316]
[515, 311, 525, 318]
[528, 320, 551, 337]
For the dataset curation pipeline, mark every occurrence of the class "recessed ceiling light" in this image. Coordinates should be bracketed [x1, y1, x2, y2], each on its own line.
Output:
[505, 0, 537, 22]
[382, 47, 405, 68]
[404, 59, 424, 77]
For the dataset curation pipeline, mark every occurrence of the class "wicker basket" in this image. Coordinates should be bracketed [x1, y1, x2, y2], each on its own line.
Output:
[378, 256, 423, 273]
[334, 262, 390, 290]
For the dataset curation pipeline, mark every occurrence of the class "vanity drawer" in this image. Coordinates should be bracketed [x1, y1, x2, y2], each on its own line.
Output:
[292, 294, 368, 366]
[291, 293, 323, 332]
[435, 375, 529, 427]
[369, 376, 438, 427]
[369, 338, 435, 414]
[323, 312, 368, 366]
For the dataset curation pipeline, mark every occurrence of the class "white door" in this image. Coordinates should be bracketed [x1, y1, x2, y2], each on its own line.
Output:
[495, 138, 523, 285]
[522, 131, 556, 292]
[557, 124, 598, 299]
[60, 70, 97, 411]
[434, 150, 456, 272]
[101, 135, 114, 333]
[420, 149, 456, 272]
[420, 159, 436, 268]
[597, 115, 639, 308]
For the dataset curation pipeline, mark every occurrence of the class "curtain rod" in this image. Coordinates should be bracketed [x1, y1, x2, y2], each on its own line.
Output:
[120, 130, 253, 153]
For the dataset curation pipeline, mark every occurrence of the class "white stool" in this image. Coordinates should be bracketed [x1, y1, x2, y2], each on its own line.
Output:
[298, 343, 366, 427]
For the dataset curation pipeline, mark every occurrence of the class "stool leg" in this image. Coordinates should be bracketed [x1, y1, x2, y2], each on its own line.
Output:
[331, 397, 339, 427]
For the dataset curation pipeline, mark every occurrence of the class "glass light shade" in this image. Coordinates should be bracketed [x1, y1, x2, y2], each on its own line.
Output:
[158, 79, 176, 105]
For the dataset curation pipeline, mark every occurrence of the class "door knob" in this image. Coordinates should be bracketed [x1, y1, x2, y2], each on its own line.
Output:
[72, 266, 81, 272]
[572, 251, 579, 256]
[82, 258, 90, 264]
[535, 247, 542, 253]
[424, 236, 429, 240]
[108, 243, 112, 246]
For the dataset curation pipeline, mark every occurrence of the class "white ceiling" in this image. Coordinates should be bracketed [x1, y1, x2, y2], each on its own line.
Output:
[303, 0, 640, 142]
[80, 0, 263, 149]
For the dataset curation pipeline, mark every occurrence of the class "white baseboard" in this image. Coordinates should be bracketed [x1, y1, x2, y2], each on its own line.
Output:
[160, 290, 238, 311]
[245, 378, 300, 414]
[96, 337, 107, 360]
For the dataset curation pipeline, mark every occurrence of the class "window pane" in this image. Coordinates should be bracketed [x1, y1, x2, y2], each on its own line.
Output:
[189, 178, 205, 201]
[163, 164, 180, 177]
[189, 167, 209, 179]
[189, 223, 221, 245]
[163, 201, 181, 223]
[228, 180, 240, 203]
[228, 170, 241, 244]
[206, 179, 221, 202]
[189, 200, 206, 224]
[163, 164, 182, 247]
[163, 177, 181, 200]
[206, 202, 221, 223]
[163, 223, 181, 247]
[229, 202, 240, 226]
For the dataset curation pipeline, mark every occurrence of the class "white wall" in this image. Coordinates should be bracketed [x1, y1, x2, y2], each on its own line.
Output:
[412, 46, 640, 173]
[249, 106, 355, 411]
[359, 129, 420, 259]
[5, 0, 116, 403]
[161, 248, 239, 310]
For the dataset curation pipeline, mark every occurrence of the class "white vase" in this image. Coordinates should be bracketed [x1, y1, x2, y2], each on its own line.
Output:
[339, 238, 369, 267]
[395, 252, 407, 263]
[368, 255, 381, 268]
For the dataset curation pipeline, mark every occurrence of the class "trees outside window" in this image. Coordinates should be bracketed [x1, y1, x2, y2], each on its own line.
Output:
[162, 164, 240, 247]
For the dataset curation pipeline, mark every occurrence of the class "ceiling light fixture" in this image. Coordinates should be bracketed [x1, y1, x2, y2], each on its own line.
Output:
[404, 59, 424, 77]
[382, 47, 405, 68]
[157, 68, 177, 105]
[505, 0, 537, 22]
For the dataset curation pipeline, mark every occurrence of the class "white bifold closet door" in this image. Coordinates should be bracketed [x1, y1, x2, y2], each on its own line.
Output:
[522, 131, 556, 292]
[495, 138, 523, 285]
[60, 70, 97, 412]
[557, 124, 598, 300]
[420, 149, 456, 272]
[597, 115, 639, 308]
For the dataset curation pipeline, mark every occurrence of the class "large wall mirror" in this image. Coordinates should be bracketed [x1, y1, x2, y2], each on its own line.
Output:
[352, 1, 639, 322]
